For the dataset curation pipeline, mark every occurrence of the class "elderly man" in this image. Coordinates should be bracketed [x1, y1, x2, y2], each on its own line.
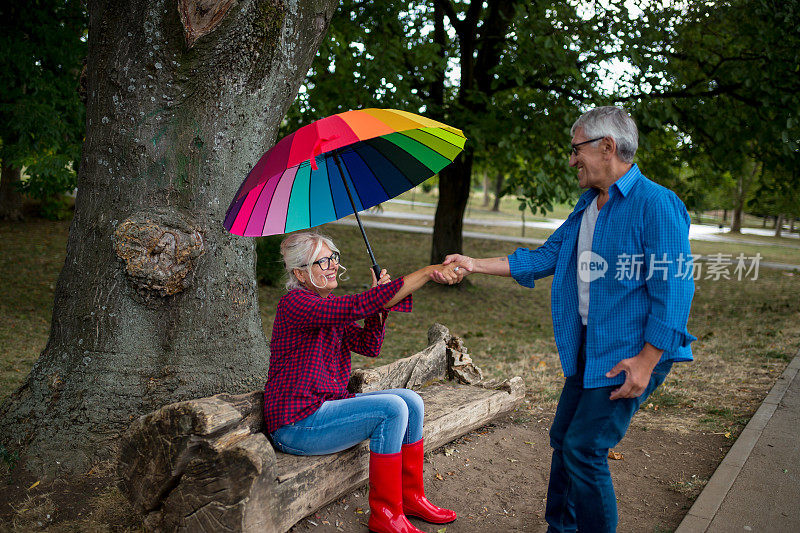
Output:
[438, 106, 695, 532]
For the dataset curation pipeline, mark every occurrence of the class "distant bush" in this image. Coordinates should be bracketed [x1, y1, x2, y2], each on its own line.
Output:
[420, 175, 438, 193]
[38, 194, 74, 221]
[256, 236, 284, 287]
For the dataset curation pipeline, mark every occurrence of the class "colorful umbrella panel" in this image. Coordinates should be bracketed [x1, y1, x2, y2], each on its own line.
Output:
[224, 109, 467, 237]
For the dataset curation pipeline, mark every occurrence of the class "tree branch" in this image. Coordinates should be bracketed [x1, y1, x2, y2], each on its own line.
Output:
[616, 83, 746, 104]
[432, 0, 464, 39]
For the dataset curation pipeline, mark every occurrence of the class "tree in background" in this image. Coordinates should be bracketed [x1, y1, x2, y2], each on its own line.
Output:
[0, 1, 87, 220]
[286, 0, 799, 251]
[287, 0, 613, 263]
[749, 153, 800, 236]
[0, 0, 337, 475]
[620, 0, 800, 231]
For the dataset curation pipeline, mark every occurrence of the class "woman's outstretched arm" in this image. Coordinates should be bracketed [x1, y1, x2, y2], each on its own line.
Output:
[384, 264, 458, 309]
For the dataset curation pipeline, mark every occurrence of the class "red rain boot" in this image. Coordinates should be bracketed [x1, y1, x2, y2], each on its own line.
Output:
[401, 439, 457, 524]
[368, 451, 425, 533]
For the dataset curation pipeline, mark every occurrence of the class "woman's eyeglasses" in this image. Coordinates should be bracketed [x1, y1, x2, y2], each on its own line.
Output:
[303, 251, 341, 271]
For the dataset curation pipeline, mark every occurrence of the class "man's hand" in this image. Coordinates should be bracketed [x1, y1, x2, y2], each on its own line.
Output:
[430, 254, 474, 284]
[606, 343, 664, 400]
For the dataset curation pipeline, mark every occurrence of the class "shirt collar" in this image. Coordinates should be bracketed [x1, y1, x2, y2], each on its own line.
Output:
[295, 286, 335, 299]
[611, 163, 641, 198]
[573, 164, 641, 212]
[575, 188, 598, 212]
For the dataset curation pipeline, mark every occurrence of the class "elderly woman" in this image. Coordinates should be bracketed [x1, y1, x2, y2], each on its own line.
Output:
[265, 232, 458, 533]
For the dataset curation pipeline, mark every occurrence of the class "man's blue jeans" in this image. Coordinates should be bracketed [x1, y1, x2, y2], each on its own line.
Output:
[269, 388, 424, 455]
[545, 352, 672, 533]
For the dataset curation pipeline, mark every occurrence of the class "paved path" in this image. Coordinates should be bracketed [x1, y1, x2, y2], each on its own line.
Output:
[334, 217, 800, 271]
[677, 351, 800, 532]
[380, 203, 800, 247]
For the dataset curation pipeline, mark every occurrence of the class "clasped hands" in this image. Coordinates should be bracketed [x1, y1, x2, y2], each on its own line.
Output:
[429, 254, 473, 285]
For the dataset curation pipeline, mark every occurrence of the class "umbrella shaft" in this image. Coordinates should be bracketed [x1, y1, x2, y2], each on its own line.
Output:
[333, 152, 382, 279]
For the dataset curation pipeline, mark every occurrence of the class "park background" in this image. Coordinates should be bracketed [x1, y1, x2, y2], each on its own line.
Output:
[1, 0, 799, 531]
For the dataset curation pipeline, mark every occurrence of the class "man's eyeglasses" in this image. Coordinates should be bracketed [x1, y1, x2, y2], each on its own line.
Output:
[570, 137, 604, 156]
[303, 251, 341, 271]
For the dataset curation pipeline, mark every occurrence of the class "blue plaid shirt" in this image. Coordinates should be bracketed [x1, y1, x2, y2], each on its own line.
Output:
[509, 164, 696, 388]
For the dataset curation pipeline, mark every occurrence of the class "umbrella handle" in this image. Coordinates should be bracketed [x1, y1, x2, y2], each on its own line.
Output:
[333, 151, 383, 283]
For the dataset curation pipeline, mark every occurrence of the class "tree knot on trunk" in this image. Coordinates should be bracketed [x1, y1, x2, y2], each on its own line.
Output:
[178, 0, 239, 49]
[113, 212, 205, 299]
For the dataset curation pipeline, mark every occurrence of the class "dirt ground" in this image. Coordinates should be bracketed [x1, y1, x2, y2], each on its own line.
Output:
[288, 409, 729, 533]
[0, 402, 729, 532]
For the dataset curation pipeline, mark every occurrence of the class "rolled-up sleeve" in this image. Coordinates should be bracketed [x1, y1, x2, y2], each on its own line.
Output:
[642, 193, 697, 353]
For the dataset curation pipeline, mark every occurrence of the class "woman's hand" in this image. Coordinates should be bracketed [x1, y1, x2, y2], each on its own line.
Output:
[370, 268, 391, 288]
[429, 263, 459, 285]
[430, 257, 471, 284]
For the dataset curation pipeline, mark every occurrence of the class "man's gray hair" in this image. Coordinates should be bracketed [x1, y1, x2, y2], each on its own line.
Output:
[571, 106, 638, 163]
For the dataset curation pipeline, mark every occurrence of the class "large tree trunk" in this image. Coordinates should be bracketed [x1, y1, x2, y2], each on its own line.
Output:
[0, 0, 337, 475]
[0, 163, 24, 221]
[430, 153, 473, 264]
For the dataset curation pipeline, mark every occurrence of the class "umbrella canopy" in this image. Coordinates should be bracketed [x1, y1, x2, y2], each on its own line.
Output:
[224, 108, 466, 237]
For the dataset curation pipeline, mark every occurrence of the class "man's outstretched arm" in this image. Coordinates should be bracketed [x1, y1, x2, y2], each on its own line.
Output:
[441, 254, 512, 278]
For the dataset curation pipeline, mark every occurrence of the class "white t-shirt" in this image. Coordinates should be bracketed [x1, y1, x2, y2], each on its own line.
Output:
[577, 196, 599, 326]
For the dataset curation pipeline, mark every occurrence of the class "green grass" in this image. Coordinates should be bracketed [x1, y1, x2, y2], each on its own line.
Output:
[0, 219, 65, 397]
[2, 217, 799, 443]
[692, 210, 796, 232]
[690, 240, 800, 267]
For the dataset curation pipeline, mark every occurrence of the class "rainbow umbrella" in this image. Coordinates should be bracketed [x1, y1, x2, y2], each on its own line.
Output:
[224, 108, 467, 276]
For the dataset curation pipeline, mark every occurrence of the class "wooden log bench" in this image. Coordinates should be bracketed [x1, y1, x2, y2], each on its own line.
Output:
[117, 324, 525, 532]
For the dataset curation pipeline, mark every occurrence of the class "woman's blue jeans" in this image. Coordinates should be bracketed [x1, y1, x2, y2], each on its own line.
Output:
[545, 350, 673, 533]
[269, 388, 424, 455]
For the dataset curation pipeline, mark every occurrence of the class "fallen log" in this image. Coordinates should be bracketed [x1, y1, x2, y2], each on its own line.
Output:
[118, 324, 525, 532]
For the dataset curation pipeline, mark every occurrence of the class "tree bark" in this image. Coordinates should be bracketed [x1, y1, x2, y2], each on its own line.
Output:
[729, 187, 744, 233]
[730, 160, 760, 234]
[492, 171, 504, 212]
[774, 214, 784, 237]
[0, 163, 24, 221]
[0, 0, 337, 475]
[481, 170, 489, 207]
[430, 153, 474, 264]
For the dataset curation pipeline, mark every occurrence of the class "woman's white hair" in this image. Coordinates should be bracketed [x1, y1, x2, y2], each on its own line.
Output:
[280, 232, 347, 291]
[571, 106, 639, 163]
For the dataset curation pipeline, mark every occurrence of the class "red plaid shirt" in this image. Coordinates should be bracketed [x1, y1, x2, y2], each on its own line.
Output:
[264, 277, 412, 434]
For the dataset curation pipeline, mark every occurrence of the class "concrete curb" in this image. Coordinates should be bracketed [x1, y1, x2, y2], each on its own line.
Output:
[675, 349, 800, 532]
